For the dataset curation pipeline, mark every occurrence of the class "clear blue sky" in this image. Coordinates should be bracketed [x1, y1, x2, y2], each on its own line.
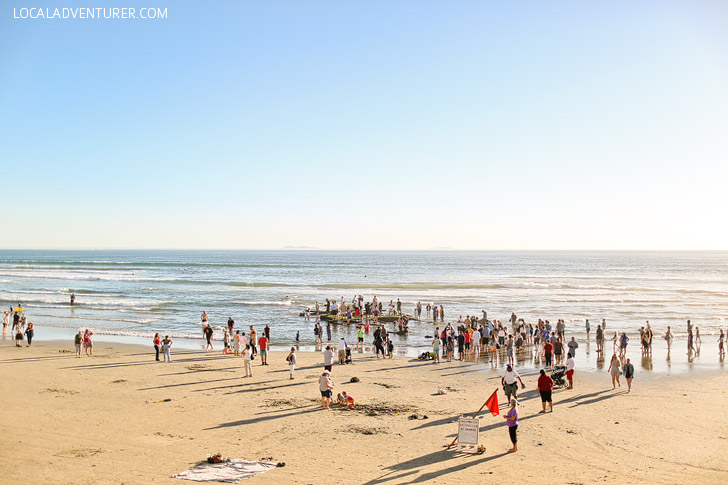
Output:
[1, 1, 726, 249]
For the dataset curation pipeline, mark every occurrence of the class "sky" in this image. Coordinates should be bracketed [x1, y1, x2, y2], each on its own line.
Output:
[1, 1, 727, 250]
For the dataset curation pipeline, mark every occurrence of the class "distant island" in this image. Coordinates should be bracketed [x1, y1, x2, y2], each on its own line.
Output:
[282, 246, 320, 250]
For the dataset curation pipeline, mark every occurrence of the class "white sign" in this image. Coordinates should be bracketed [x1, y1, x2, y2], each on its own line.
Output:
[457, 417, 479, 449]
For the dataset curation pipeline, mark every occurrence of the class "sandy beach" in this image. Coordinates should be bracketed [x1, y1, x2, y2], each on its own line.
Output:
[1, 339, 727, 485]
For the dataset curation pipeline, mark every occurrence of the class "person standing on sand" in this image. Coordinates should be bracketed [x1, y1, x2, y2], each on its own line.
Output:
[608, 354, 621, 389]
[287, 347, 297, 379]
[15, 325, 23, 347]
[83, 329, 93, 355]
[3, 311, 9, 335]
[543, 339, 554, 368]
[565, 353, 575, 389]
[323, 346, 334, 372]
[249, 326, 258, 355]
[326, 321, 332, 342]
[622, 358, 634, 391]
[239, 332, 247, 354]
[162, 336, 173, 362]
[233, 331, 241, 355]
[258, 333, 269, 365]
[153, 333, 162, 361]
[203, 324, 213, 351]
[432, 335, 440, 363]
[25, 322, 34, 346]
[74, 331, 83, 358]
[338, 337, 347, 364]
[504, 398, 519, 453]
[242, 344, 253, 377]
[319, 371, 334, 409]
[223, 331, 231, 355]
[537, 369, 554, 413]
[502, 364, 525, 402]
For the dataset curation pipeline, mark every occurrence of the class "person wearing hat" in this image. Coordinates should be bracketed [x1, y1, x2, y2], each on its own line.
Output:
[318, 370, 334, 409]
[337, 337, 348, 365]
[501, 364, 525, 402]
[323, 345, 334, 372]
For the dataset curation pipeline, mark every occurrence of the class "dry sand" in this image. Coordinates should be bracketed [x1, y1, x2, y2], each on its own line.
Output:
[1, 340, 727, 484]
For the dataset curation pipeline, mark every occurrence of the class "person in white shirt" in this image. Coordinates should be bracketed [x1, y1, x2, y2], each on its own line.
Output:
[337, 338, 348, 364]
[501, 364, 525, 402]
[565, 353, 575, 389]
[323, 345, 334, 372]
[472, 329, 481, 354]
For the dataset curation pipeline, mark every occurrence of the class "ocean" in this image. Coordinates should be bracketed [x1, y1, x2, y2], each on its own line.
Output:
[1, 250, 727, 360]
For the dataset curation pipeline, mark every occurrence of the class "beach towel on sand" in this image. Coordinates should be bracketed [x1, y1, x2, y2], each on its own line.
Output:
[173, 460, 278, 483]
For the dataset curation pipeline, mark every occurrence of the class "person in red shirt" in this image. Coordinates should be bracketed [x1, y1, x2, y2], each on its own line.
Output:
[543, 339, 554, 368]
[537, 369, 554, 413]
[258, 335, 269, 365]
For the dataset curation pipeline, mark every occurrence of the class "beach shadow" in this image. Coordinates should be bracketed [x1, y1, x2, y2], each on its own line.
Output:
[138, 376, 244, 391]
[220, 380, 310, 395]
[204, 405, 320, 430]
[567, 389, 628, 407]
[363, 449, 510, 484]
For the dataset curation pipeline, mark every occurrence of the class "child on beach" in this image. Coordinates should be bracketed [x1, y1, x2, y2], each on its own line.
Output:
[223, 331, 231, 355]
[15, 326, 23, 347]
[337, 391, 355, 409]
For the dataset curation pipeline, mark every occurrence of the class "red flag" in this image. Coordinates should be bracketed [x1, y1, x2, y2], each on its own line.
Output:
[485, 389, 499, 416]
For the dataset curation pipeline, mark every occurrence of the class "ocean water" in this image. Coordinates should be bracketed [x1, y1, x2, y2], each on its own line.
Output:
[1, 250, 727, 354]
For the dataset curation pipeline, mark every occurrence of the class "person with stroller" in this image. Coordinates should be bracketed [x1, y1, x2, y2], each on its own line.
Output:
[502, 364, 525, 402]
[537, 369, 554, 413]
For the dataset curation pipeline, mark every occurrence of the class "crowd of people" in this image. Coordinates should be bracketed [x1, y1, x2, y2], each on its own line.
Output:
[3, 305, 34, 347]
